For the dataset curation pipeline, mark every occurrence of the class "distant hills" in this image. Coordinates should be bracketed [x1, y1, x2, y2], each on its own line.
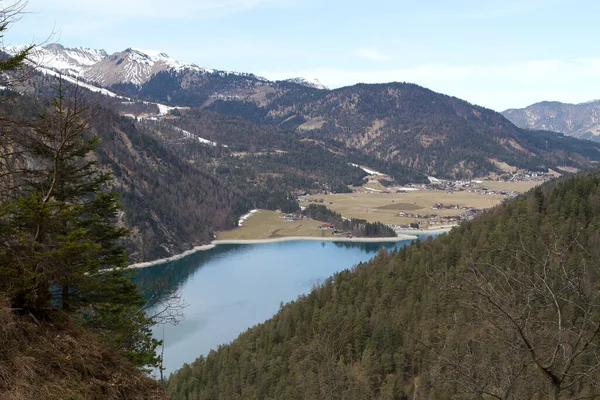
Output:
[19, 43, 599, 179]
[215, 82, 600, 179]
[503, 100, 600, 142]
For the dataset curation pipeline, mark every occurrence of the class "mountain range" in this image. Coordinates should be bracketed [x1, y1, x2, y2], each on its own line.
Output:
[503, 100, 600, 142]
[15, 44, 600, 177]
[6, 43, 600, 261]
[11, 43, 327, 90]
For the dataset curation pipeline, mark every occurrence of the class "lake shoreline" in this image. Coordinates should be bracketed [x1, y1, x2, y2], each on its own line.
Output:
[127, 234, 418, 270]
[396, 226, 455, 236]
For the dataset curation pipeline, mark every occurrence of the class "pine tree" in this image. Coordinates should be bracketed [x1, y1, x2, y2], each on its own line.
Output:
[0, 82, 161, 369]
[0, 1, 32, 73]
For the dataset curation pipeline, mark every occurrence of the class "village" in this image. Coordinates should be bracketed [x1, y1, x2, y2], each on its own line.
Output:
[354, 168, 554, 197]
[284, 201, 485, 234]
[294, 168, 552, 233]
[223, 169, 554, 240]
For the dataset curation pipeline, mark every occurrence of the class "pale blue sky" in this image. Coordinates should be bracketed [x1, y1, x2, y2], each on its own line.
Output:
[5, 0, 600, 111]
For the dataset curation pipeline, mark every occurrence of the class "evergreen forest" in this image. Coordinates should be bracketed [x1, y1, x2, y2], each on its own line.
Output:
[302, 204, 397, 237]
[167, 170, 600, 399]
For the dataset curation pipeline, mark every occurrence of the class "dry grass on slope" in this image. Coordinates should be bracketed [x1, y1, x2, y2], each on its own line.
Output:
[0, 296, 169, 400]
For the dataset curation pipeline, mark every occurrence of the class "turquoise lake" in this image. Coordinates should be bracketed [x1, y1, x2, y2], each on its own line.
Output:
[135, 239, 423, 375]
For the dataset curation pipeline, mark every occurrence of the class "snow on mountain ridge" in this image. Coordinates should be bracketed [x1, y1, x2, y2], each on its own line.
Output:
[83, 47, 216, 86]
[7, 43, 327, 92]
[7, 44, 216, 86]
[7, 44, 107, 77]
[284, 77, 328, 90]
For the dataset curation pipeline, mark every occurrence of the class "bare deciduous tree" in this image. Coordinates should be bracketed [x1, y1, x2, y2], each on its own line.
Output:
[431, 231, 600, 399]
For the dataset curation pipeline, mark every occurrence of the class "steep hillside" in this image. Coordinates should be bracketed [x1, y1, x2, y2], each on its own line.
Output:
[1, 86, 252, 263]
[0, 297, 169, 400]
[215, 82, 600, 179]
[167, 169, 600, 399]
[169, 107, 428, 185]
[77, 100, 392, 261]
[503, 100, 600, 142]
[144, 78, 600, 179]
[90, 108, 251, 262]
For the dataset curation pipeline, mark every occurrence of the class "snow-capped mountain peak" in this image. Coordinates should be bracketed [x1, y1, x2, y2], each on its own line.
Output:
[7, 43, 215, 87]
[284, 77, 329, 90]
[6, 43, 328, 99]
[86, 47, 212, 86]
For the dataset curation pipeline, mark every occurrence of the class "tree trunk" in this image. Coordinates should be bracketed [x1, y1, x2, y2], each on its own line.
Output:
[552, 383, 560, 400]
[62, 284, 70, 311]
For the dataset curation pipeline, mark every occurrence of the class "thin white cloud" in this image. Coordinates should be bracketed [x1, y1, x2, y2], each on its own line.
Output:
[257, 58, 600, 111]
[353, 47, 390, 61]
[28, 0, 279, 19]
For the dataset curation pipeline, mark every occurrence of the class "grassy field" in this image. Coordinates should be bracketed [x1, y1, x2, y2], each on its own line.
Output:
[216, 210, 334, 240]
[217, 180, 544, 239]
[303, 191, 501, 226]
[303, 179, 542, 227]
[472, 180, 543, 193]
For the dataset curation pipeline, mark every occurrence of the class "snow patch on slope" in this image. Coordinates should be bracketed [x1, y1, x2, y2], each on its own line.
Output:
[350, 163, 384, 176]
[238, 209, 259, 226]
[8, 44, 107, 77]
[37, 66, 123, 98]
[171, 126, 228, 147]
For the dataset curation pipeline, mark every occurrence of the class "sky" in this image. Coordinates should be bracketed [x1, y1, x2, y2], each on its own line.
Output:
[4, 0, 600, 111]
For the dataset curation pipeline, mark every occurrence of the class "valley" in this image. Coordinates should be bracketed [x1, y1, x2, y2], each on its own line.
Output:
[314, 176, 544, 227]
[216, 177, 543, 240]
[3, 11, 600, 398]
[5, 44, 600, 263]
[8, 54, 586, 263]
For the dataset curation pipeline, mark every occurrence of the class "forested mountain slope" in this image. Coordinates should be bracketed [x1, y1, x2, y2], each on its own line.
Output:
[117, 72, 600, 179]
[60, 98, 387, 261]
[220, 82, 600, 179]
[19, 45, 600, 180]
[1, 88, 250, 262]
[167, 169, 600, 399]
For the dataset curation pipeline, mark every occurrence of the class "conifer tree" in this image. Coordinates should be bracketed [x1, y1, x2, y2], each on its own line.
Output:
[0, 81, 161, 369]
[0, 0, 161, 370]
[0, 1, 32, 73]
